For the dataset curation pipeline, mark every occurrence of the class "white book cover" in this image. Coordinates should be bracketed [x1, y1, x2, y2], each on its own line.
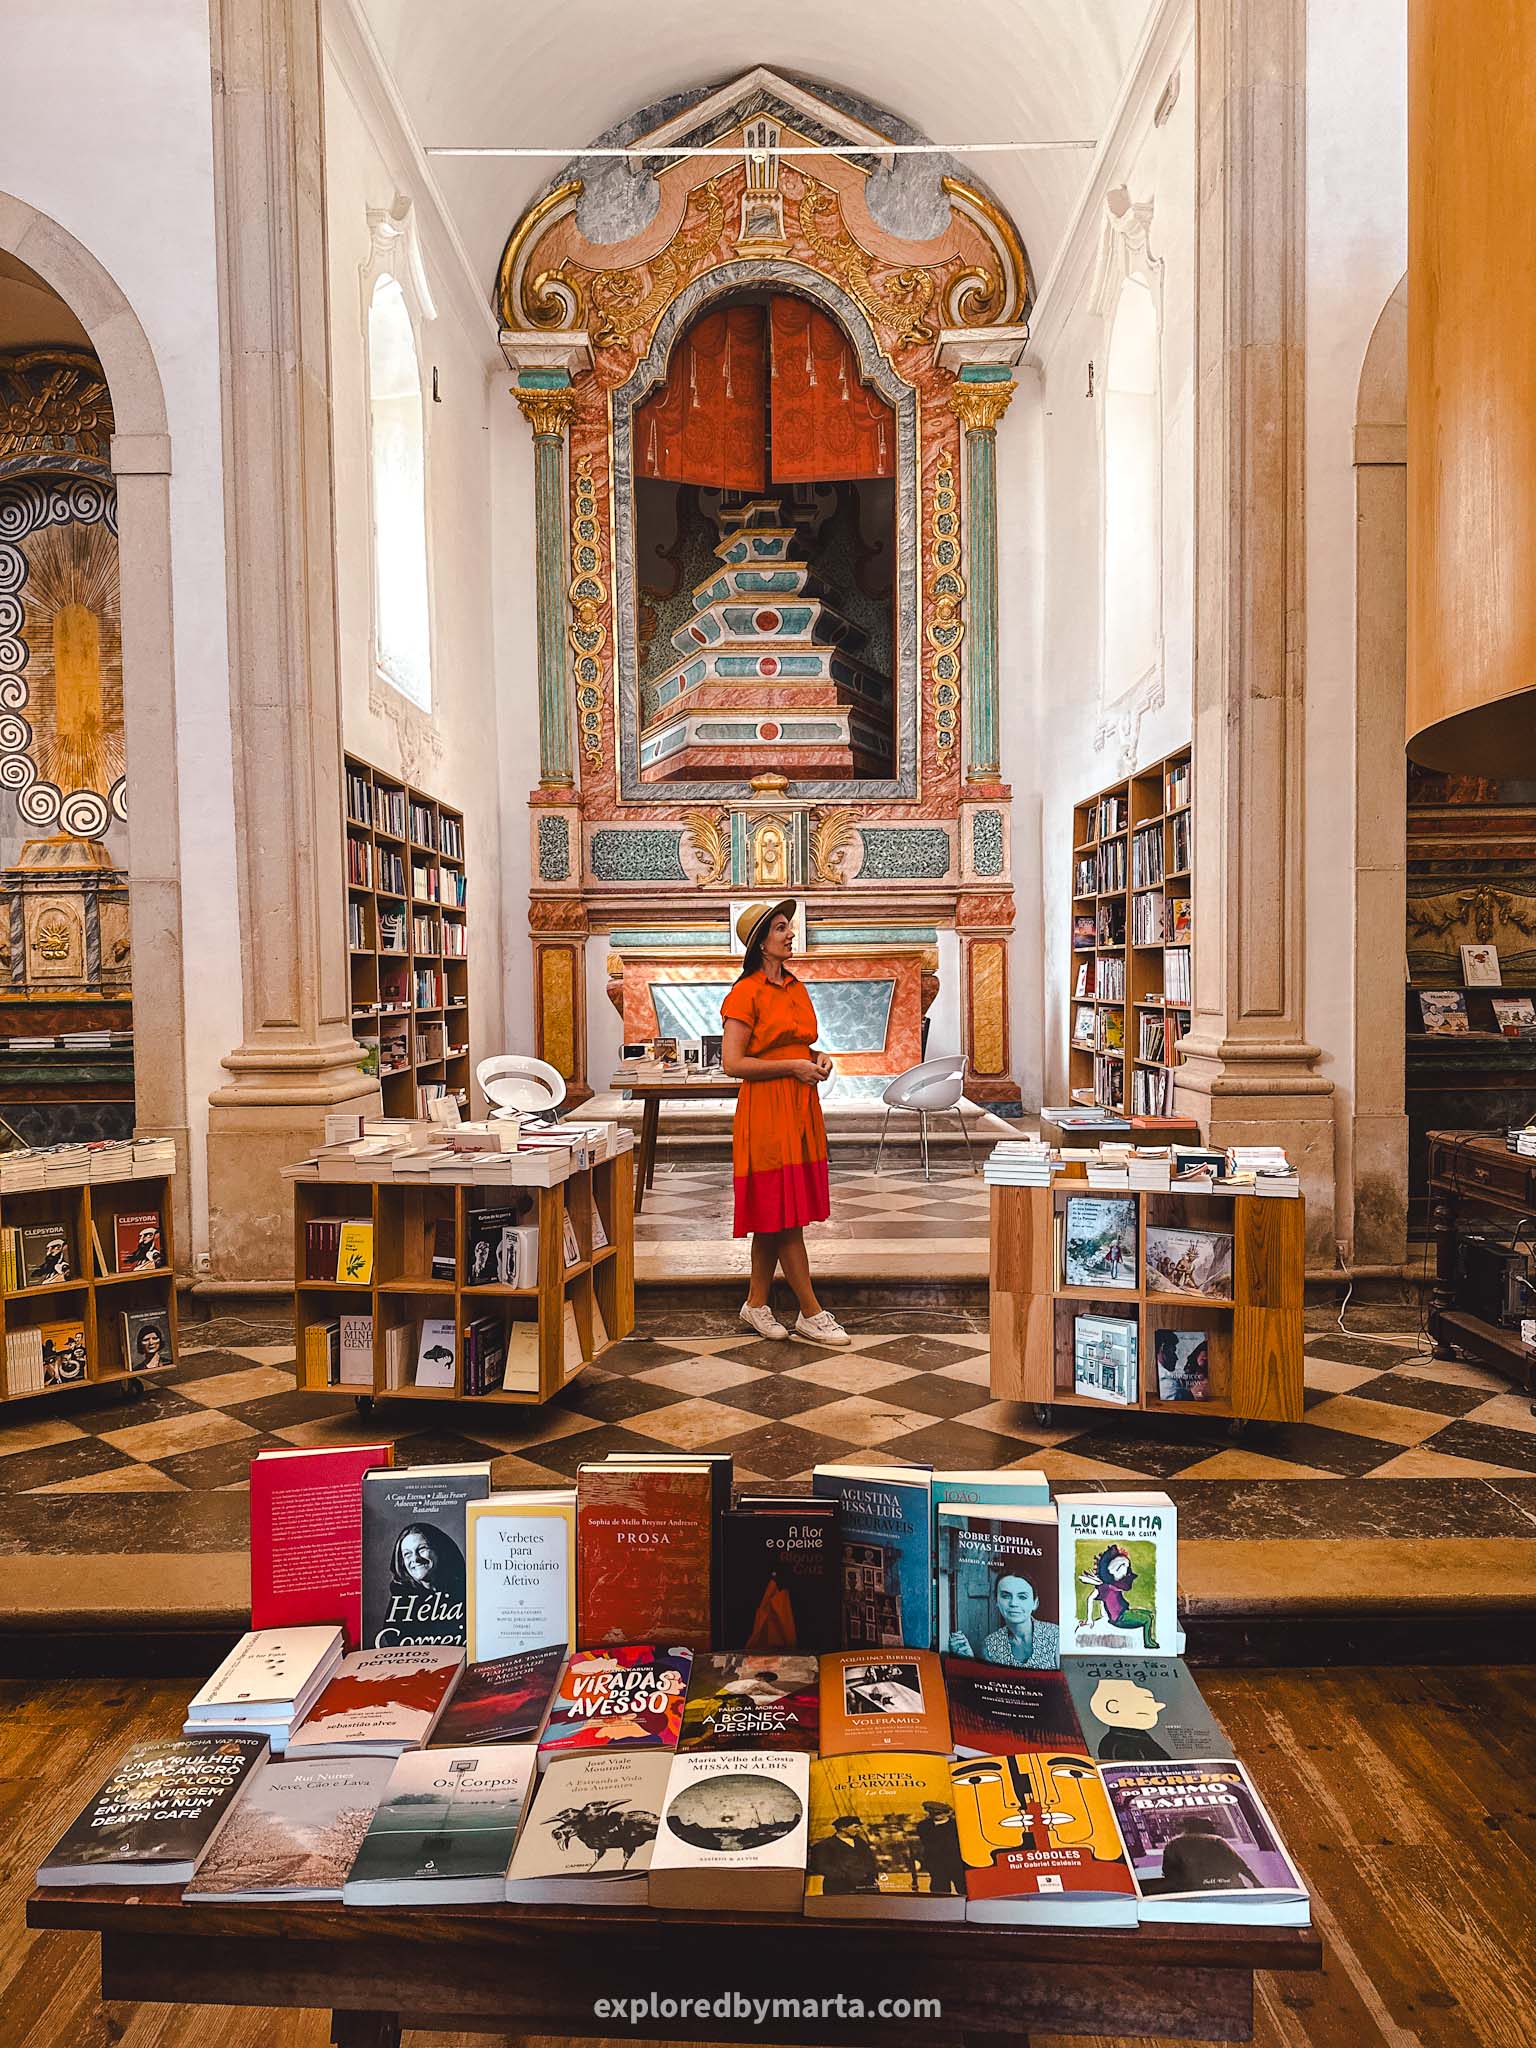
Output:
[1072, 1315, 1138, 1406]
[648, 1750, 809, 1893]
[414, 1317, 457, 1389]
[1057, 1493, 1178, 1658]
[339, 1313, 374, 1387]
[189, 1626, 345, 1718]
[507, 1750, 670, 1900]
[501, 1322, 540, 1392]
[466, 1492, 575, 1661]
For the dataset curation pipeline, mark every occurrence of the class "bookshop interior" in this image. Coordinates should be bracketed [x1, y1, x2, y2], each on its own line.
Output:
[1, 4, 1535, 2046]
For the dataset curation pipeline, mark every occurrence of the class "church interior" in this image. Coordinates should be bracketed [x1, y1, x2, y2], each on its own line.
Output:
[1, 1, 1534, 2043]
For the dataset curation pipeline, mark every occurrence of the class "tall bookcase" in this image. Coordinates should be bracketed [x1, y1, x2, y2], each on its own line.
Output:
[345, 754, 471, 1120]
[1068, 745, 1193, 1114]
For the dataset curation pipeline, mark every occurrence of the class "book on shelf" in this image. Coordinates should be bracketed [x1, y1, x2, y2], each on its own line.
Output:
[812, 1462, 934, 1650]
[719, 1495, 840, 1651]
[575, 1460, 714, 1646]
[337, 1220, 373, 1285]
[1095, 955, 1126, 1002]
[250, 1444, 393, 1648]
[413, 1316, 457, 1390]
[1061, 1195, 1137, 1290]
[499, 1320, 540, 1393]
[428, 1643, 568, 1749]
[951, 1750, 1137, 1927]
[942, 1659, 1083, 1759]
[1169, 808, 1191, 871]
[1071, 1003, 1097, 1049]
[360, 1460, 491, 1650]
[37, 1735, 269, 1888]
[680, 1653, 820, 1752]
[818, 1649, 951, 1758]
[1138, 1011, 1166, 1061]
[1096, 1007, 1125, 1053]
[1131, 822, 1164, 888]
[1170, 895, 1192, 942]
[1073, 853, 1097, 896]
[461, 1313, 507, 1395]
[1058, 1492, 1178, 1657]
[342, 1744, 538, 1905]
[505, 1749, 671, 1903]
[183, 1753, 393, 1902]
[1162, 945, 1192, 1003]
[1073, 1314, 1138, 1407]
[1460, 942, 1501, 986]
[1165, 758, 1191, 811]
[121, 1306, 173, 1373]
[1132, 1066, 1175, 1116]
[1097, 793, 1127, 836]
[17, 1221, 73, 1287]
[562, 1211, 581, 1266]
[383, 1321, 413, 1390]
[1418, 989, 1470, 1035]
[1071, 911, 1096, 949]
[647, 1748, 810, 1913]
[304, 1320, 340, 1385]
[804, 1752, 965, 1920]
[1064, 1657, 1233, 1763]
[1101, 1758, 1309, 1923]
[1097, 899, 1126, 948]
[1096, 838, 1127, 893]
[1152, 1327, 1213, 1401]
[1492, 994, 1536, 1032]
[1145, 1227, 1233, 1298]
[337, 1313, 373, 1388]
[4, 1326, 45, 1395]
[536, 1645, 693, 1772]
[1131, 890, 1167, 945]
[188, 1626, 345, 1744]
[1074, 960, 1094, 998]
[428, 1217, 456, 1280]
[286, 1644, 464, 1756]
[40, 1318, 87, 1386]
[465, 1490, 576, 1662]
[936, 1506, 1059, 1669]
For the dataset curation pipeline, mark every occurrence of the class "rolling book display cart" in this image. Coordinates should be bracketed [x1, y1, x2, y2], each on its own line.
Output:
[285, 1146, 634, 1410]
[1, 1164, 178, 1408]
[988, 1180, 1304, 1430]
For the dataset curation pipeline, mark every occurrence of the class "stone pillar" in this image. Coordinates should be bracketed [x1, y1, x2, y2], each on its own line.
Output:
[514, 375, 577, 787]
[204, 0, 376, 1280]
[1174, 0, 1335, 1255]
[949, 370, 1015, 783]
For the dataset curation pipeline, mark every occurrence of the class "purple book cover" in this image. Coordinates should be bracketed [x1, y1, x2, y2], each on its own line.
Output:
[1100, 1759, 1305, 1899]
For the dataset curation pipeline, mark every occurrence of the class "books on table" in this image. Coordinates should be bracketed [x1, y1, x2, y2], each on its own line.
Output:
[465, 1490, 576, 1662]
[1101, 1758, 1309, 1924]
[186, 1625, 345, 1749]
[343, 1744, 538, 1904]
[943, 1660, 1086, 1760]
[1064, 1657, 1234, 1764]
[951, 1751, 1137, 1926]
[250, 1443, 395, 1649]
[184, 1754, 393, 1902]
[1057, 1492, 1178, 1657]
[428, 1644, 568, 1749]
[804, 1753, 965, 1920]
[719, 1495, 839, 1651]
[811, 1462, 933, 1650]
[360, 1460, 490, 1650]
[536, 1645, 692, 1772]
[37, 1735, 268, 1887]
[936, 1505, 1059, 1669]
[1072, 1314, 1138, 1406]
[1062, 1196, 1138, 1289]
[647, 1749, 810, 1913]
[1145, 1227, 1233, 1299]
[286, 1644, 464, 1756]
[818, 1649, 951, 1758]
[505, 1749, 671, 1903]
[680, 1653, 820, 1752]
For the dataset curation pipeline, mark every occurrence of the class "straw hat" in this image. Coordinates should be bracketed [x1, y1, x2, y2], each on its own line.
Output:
[735, 898, 797, 954]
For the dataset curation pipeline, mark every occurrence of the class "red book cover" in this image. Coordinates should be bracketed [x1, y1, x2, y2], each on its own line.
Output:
[952, 1752, 1137, 1909]
[250, 1445, 394, 1649]
[287, 1645, 463, 1752]
[575, 1463, 713, 1646]
[537, 1645, 692, 1766]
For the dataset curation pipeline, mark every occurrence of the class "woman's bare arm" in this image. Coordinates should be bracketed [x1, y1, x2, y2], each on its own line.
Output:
[721, 1017, 822, 1085]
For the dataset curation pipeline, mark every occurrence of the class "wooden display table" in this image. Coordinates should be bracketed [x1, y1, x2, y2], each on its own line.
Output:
[1426, 1128, 1536, 1391]
[285, 1147, 633, 1407]
[989, 1182, 1304, 1426]
[613, 1071, 741, 1212]
[26, 1885, 1322, 2047]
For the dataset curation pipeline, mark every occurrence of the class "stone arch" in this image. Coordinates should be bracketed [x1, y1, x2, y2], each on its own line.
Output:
[0, 193, 190, 1224]
[1350, 273, 1408, 1265]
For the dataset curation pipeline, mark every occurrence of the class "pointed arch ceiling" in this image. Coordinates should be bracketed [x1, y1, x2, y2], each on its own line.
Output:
[353, 0, 1155, 303]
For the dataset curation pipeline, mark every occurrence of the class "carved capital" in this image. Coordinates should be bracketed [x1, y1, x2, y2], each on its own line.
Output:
[948, 378, 1016, 433]
[514, 385, 575, 438]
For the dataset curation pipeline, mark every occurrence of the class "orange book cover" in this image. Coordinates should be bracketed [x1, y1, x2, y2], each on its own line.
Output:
[287, 1645, 463, 1750]
[818, 1651, 951, 1758]
[576, 1464, 713, 1647]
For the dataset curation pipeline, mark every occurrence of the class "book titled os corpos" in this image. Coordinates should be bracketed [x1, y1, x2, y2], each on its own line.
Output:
[360, 1460, 491, 1650]
[811, 1462, 933, 1650]
[343, 1744, 538, 1905]
[37, 1735, 269, 1887]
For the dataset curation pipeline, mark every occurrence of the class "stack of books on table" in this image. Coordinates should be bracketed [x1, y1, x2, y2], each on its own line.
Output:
[1126, 1148, 1172, 1192]
[1220, 1147, 1300, 1198]
[983, 1139, 1055, 1187]
[186, 1624, 346, 1753]
[284, 1116, 631, 1188]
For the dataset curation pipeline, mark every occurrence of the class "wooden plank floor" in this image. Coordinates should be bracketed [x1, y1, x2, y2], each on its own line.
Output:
[2, 1668, 1533, 2048]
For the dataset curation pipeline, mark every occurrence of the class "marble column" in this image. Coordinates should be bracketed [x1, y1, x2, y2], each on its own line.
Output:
[514, 375, 577, 787]
[1175, 0, 1335, 1255]
[949, 370, 1015, 784]
[204, 0, 376, 1281]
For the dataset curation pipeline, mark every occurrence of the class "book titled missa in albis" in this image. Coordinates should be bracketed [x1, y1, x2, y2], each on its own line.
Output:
[360, 1461, 491, 1650]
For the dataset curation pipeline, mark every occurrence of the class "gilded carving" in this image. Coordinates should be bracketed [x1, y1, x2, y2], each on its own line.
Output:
[584, 182, 728, 349]
[927, 461, 964, 755]
[515, 386, 576, 438]
[682, 807, 729, 885]
[939, 177, 1032, 327]
[568, 464, 608, 765]
[797, 176, 937, 347]
[0, 352, 113, 468]
[949, 380, 1016, 433]
[496, 181, 586, 331]
[809, 806, 858, 886]
[750, 817, 789, 889]
[1407, 887, 1536, 943]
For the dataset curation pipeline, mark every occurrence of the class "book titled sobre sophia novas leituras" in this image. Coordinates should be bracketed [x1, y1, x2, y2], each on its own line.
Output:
[37, 1735, 269, 1887]
[360, 1461, 491, 1650]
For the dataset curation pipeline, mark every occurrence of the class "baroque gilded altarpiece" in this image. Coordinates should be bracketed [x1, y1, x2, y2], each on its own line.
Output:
[499, 73, 1030, 1104]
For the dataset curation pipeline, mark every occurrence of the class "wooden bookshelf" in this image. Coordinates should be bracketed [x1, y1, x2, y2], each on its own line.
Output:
[988, 1179, 1303, 1425]
[1, 1172, 178, 1404]
[344, 753, 470, 1121]
[1067, 745, 1193, 1114]
[289, 1151, 634, 1408]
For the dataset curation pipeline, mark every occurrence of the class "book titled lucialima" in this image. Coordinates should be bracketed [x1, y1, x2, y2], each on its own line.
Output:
[1101, 1759, 1309, 1924]
[37, 1735, 268, 1887]
[343, 1744, 538, 1904]
[360, 1461, 491, 1650]
[1057, 1492, 1178, 1657]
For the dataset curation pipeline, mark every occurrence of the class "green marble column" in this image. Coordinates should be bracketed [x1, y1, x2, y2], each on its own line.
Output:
[950, 368, 1016, 782]
[516, 373, 576, 786]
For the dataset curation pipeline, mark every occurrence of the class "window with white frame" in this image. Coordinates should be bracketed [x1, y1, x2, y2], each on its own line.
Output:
[1101, 273, 1160, 705]
[367, 270, 432, 710]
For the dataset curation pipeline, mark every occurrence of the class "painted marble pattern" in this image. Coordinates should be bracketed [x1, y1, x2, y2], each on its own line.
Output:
[620, 950, 925, 1073]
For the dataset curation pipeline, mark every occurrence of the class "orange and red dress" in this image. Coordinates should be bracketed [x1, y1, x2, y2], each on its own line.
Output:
[720, 969, 831, 1236]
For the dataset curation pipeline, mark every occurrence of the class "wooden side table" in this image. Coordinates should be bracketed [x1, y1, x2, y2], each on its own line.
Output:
[1426, 1128, 1536, 1392]
[612, 1074, 741, 1213]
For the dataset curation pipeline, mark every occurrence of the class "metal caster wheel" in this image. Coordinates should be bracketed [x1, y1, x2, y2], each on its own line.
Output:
[1034, 1403, 1054, 1427]
[123, 1376, 147, 1401]
[355, 1395, 375, 1416]
[1227, 1417, 1250, 1442]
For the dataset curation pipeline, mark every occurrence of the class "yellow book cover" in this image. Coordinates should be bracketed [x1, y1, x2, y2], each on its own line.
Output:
[336, 1220, 374, 1286]
[501, 1321, 540, 1393]
[805, 1753, 964, 1913]
[466, 1492, 576, 1662]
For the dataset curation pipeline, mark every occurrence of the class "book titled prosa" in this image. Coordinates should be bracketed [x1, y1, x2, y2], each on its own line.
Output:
[361, 1461, 491, 1650]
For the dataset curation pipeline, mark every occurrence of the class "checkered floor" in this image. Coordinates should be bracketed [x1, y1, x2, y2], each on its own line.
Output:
[637, 1164, 989, 1246]
[2, 1306, 1533, 1508]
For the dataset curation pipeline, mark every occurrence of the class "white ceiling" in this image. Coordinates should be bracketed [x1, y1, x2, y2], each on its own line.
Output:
[353, 0, 1155, 304]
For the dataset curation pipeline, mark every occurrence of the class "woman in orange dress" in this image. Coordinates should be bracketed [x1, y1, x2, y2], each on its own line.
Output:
[720, 899, 851, 1346]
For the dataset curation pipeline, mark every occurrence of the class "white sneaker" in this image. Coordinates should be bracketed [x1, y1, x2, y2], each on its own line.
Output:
[794, 1309, 852, 1348]
[740, 1301, 789, 1340]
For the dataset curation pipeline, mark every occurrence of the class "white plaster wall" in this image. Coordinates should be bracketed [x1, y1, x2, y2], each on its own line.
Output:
[0, 0, 239, 1260]
[1014, 20, 1198, 1110]
[1303, 0, 1407, 1245]
[323, 35, 518, 1087]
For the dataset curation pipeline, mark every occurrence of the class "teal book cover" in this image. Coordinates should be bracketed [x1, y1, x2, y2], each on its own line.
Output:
[343, 1745, 536, 1900]
[812, 1465, 933, 1650]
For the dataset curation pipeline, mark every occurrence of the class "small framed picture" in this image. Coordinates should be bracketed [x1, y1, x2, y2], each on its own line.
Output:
[1460, 943, 1501, 987]
[1418, 990, 1470, 1036]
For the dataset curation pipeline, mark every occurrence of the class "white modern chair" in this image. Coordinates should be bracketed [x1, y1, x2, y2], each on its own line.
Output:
[475, 1053, 566, 1121]
[874, 1055, 977, 1180]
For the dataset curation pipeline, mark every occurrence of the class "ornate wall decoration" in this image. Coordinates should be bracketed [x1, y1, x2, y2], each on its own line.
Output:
[857, 825, 953, 881]
[809, 806, 858, 885]
[567, 461, 608, 767]
[926, 458, 964, 756]
[682, 807, 729, 884]
[536, 813, 571, 882]
[967, 939, 1007, 1075]
[971, 809, 1005, 877]
[796, 176, 937, 347]
[585, 182, 729, 350]
[588, 827, 688, 883]
[0, 352, 113, 480]
[0, 474, 125, 839]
